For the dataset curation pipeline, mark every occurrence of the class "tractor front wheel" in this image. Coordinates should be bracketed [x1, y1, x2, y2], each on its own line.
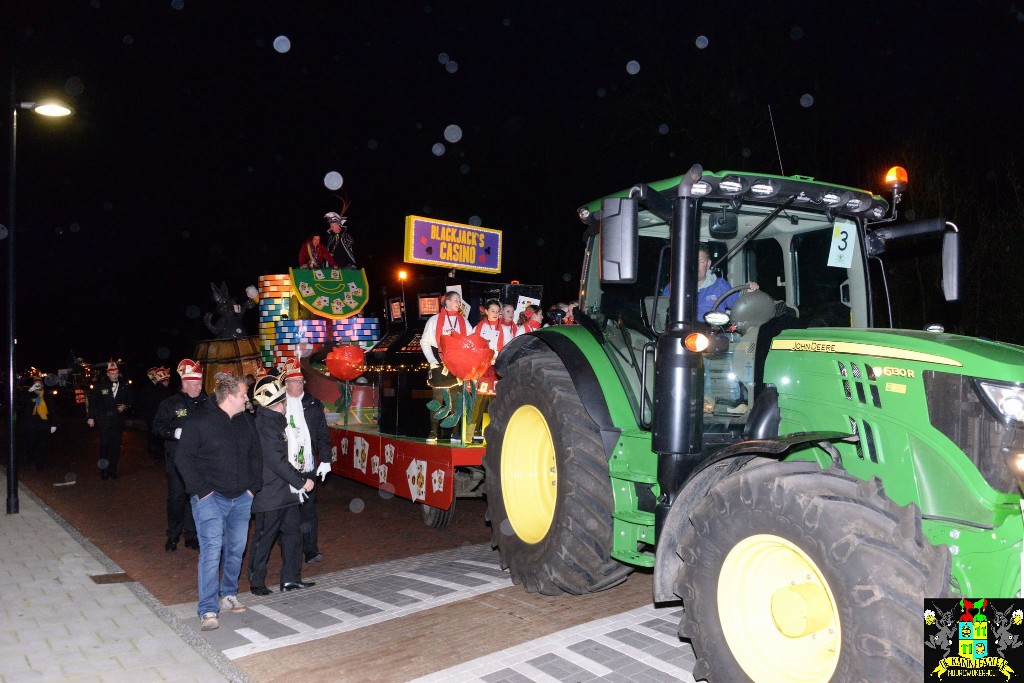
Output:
[483, 347, 630, 595]
[675, 459, 950, 682]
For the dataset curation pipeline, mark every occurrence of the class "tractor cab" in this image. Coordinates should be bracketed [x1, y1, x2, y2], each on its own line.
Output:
[576, 167, 957, 436]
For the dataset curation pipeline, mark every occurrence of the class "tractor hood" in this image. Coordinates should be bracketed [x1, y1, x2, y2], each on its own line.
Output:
[769, 327, 1024, 382]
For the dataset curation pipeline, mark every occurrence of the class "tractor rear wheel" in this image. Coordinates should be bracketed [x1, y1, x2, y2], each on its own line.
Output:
[675, 459, 950, 682]
[483, 347, 631, 595]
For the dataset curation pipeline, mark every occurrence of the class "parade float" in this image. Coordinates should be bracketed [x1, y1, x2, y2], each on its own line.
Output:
[252, 215, 540, 527]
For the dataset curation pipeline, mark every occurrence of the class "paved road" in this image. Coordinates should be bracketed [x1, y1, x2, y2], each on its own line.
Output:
[168, 544, 698, 682]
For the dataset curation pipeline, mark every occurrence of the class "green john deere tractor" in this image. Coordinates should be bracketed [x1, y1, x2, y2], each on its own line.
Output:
[484, 164, 1024, 681]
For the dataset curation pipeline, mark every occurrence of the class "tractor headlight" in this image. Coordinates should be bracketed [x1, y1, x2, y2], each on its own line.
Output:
[976, 379, 1024, 425]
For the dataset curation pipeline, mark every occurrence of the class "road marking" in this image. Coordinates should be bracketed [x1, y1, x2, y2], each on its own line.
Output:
[235, 628, 269, 644]
[250, 604, 315, 633]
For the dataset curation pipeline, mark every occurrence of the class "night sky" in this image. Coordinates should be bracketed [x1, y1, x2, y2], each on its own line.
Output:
[4, 1, 1023, 374]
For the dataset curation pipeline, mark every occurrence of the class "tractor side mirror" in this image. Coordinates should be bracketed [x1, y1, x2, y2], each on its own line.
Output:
[600, 197, 639, 284]
[942, 228, 960, 302]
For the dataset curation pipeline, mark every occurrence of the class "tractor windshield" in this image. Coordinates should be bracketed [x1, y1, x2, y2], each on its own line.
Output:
[579, 199, 873, 431]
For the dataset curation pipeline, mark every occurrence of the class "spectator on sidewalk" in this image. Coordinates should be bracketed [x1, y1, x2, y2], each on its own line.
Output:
[19, 379, 57, 470]
[152, 359, 207, 553]
[86, 360, 133, 480]
[139, 367, 174, 463]
[248, 374, 315, 595]
[281, 361, 333, 564]
[175, 373, 262, 631]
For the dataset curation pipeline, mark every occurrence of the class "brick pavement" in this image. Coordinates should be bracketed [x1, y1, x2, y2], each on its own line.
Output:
[0, 468, 246, 682]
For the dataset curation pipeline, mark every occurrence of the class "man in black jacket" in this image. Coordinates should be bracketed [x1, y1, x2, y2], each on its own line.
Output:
[282, 361, 333, 564]
[152, 359, 207, 552]
[139, 366, 174, 462]
[248, 375, 315, 595]
[86, 360, 133, 480]
[175, 372, 262, 631]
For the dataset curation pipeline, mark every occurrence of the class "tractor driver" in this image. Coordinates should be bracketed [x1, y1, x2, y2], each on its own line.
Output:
[662, 243, 759, 320]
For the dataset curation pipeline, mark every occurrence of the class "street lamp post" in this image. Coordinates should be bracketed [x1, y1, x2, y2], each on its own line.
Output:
[5, 77, 72, 514]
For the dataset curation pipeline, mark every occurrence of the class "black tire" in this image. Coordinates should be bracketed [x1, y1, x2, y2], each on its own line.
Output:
[675, 459, 950, 683]
[421, 498, 456, 528]
[483, 347, 631, 596]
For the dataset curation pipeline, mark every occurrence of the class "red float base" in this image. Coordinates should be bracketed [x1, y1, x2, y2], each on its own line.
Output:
[327, 424, 484, 511]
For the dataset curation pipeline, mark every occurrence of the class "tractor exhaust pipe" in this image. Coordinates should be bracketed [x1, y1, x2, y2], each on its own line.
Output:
[652, 165, 706, 536]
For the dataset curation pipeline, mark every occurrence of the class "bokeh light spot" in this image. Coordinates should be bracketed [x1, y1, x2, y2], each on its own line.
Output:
[273, 36, 291, 53]
[324, 171, 343, 190]
[65, 77, 85, 96]
[443, 124, 463, 143]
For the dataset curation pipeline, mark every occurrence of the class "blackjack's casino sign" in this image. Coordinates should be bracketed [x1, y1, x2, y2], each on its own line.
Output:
[403, 215, 502, 274]
[924, 598, 1024, 679]
[289, 267, 369, 320]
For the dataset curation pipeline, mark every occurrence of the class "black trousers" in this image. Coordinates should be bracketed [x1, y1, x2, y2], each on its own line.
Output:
[248, 505, 302, 587]
[20, 426, 50, 469]
[98, 423, 125, 474]
[299, 472, 319, 558]
[165, 456, 197, 542]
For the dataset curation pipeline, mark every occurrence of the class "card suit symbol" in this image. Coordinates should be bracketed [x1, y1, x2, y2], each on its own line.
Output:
[484, 246, 491, 255]
[478, 254, 486, 263]
[420, 236, 427, 245]
[425, 246, 433, 255]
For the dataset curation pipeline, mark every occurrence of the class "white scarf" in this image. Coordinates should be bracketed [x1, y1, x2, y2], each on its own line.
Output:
[285, 394, 313, 472]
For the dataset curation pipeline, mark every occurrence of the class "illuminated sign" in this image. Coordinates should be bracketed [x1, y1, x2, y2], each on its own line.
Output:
[403, 216, 502, 274]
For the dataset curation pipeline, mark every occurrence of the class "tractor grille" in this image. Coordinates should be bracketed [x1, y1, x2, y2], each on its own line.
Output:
[836, 360, 882, 409]
[924, 371, 1022, 494]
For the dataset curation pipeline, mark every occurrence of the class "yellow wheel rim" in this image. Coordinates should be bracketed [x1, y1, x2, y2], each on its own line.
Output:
[718, 534, 840, 682]
[500, 405, 557, 544]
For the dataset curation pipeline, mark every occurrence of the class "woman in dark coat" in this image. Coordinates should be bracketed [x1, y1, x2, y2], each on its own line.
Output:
[247, 375, 315, 594]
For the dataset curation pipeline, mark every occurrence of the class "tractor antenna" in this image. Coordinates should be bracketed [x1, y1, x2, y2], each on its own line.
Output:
[768, 105, 785, 176]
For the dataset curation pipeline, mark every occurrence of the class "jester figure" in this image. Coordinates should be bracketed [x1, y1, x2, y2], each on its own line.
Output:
[960, 598, 989, 622]
[324, 208, 357, 269]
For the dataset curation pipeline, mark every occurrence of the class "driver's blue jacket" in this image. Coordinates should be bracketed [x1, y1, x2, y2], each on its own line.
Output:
[661, 274, 740, 319]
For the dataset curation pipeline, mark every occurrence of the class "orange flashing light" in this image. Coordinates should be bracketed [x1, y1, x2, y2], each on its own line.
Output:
[684, 333, 709, 353]
[885, 166, 908, 189]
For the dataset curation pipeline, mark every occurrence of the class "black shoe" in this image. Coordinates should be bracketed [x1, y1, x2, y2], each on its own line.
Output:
[280, 581, 316, 591]
[164, 539, 178, 552]
[184, 538, 200, 550]
[305, 553, 323, 564]
[250, 585, 272, 596]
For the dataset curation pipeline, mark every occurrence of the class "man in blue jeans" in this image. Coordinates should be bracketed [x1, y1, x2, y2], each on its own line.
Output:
[176, 373, 263, 631]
